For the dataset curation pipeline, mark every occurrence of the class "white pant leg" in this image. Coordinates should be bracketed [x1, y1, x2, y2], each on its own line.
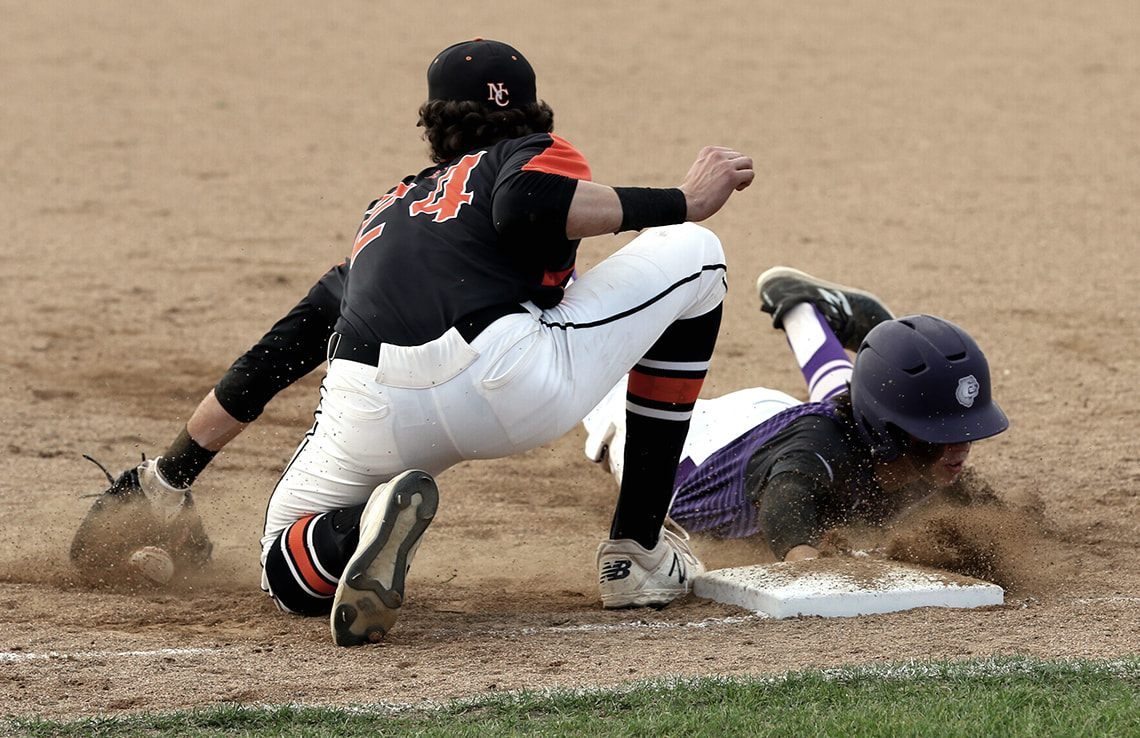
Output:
[259, 356, 471, 560]
[260, 222, 727, 558]
[447, 222, 727, 453]
[584, 381, 800, 487]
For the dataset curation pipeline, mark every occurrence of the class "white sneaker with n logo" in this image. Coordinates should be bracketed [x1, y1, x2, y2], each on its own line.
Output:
[596, 522, 705, 609]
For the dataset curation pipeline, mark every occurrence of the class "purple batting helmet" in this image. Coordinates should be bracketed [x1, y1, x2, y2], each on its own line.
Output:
[849, 314, 1009, 461]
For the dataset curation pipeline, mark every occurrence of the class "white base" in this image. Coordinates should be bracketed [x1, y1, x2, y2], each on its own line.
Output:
[692, 558, 1003, 619]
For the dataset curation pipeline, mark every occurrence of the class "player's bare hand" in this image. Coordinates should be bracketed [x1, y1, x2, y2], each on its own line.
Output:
[679, 146, 755, 222]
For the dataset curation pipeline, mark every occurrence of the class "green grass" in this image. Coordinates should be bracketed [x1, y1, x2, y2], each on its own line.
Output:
[8, 655, 1140, 737]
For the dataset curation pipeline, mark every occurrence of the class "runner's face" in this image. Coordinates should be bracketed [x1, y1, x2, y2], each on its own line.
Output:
[908, 438, 972, 487]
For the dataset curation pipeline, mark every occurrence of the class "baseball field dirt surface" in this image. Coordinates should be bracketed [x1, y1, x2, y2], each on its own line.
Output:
[3, 0, 1138, 720]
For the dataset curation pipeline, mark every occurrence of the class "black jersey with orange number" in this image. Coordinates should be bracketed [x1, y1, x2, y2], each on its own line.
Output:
[335, 133, 591, 346]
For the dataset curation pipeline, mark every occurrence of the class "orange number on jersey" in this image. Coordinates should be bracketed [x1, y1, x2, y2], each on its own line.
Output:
[409, 152, 485, 222]
[349, 182, 413, 264]
[349, 153, 485, 265]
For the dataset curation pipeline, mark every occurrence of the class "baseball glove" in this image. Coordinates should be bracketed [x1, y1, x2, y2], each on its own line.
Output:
[70, 455, 213, 586]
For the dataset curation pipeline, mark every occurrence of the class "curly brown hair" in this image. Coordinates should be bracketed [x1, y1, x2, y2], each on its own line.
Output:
[417, 99, 555, 163]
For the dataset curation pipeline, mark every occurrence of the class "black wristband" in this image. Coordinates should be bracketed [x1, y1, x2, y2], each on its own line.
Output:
[157, 427, 218, 488]
[613, 187, 688, 233]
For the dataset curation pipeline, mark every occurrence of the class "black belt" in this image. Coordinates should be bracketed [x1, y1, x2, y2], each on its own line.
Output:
[329, 303, 528, 365]
[328, 333, 383, 364]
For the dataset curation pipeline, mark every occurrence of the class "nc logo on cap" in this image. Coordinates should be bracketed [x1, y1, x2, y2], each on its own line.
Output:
[955, 375, 980, 408]
[486, 82, 510, 107]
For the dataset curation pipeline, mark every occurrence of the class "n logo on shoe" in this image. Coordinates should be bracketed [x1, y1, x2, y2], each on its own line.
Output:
[669, 553, 687, 584]
[600, 559, 633, 582]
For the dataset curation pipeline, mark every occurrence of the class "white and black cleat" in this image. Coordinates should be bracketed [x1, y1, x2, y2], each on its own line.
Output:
[330, 470, 439, 647]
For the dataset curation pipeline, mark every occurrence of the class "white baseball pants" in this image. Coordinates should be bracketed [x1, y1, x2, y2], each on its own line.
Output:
[260, 222, 727, 562]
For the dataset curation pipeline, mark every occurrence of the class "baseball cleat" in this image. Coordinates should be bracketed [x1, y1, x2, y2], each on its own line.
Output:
[596, 520, 705, 609]
[330, 470, 439, 647]
[756, 266, 895, 351]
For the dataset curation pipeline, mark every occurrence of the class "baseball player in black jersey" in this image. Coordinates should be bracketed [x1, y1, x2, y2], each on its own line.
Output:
[274, 38, 755, 646]
[74, 38, 755, 646]
[584, 267, 1009, 562]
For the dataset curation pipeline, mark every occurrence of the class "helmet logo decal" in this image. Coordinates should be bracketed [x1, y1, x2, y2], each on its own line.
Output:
[956, 375, 980, 408]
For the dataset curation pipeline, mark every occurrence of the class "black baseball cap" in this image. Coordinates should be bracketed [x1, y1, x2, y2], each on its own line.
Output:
[427, 38, 536, 109]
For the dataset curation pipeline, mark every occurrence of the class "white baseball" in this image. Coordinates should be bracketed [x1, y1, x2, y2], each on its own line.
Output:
[129, 546, 175, 586]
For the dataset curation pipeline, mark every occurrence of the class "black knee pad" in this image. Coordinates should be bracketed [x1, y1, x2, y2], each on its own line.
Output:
[262, 510, 361, 616]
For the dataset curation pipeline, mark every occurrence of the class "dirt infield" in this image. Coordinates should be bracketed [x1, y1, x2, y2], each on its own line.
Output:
[3, 0, 1138, 720]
